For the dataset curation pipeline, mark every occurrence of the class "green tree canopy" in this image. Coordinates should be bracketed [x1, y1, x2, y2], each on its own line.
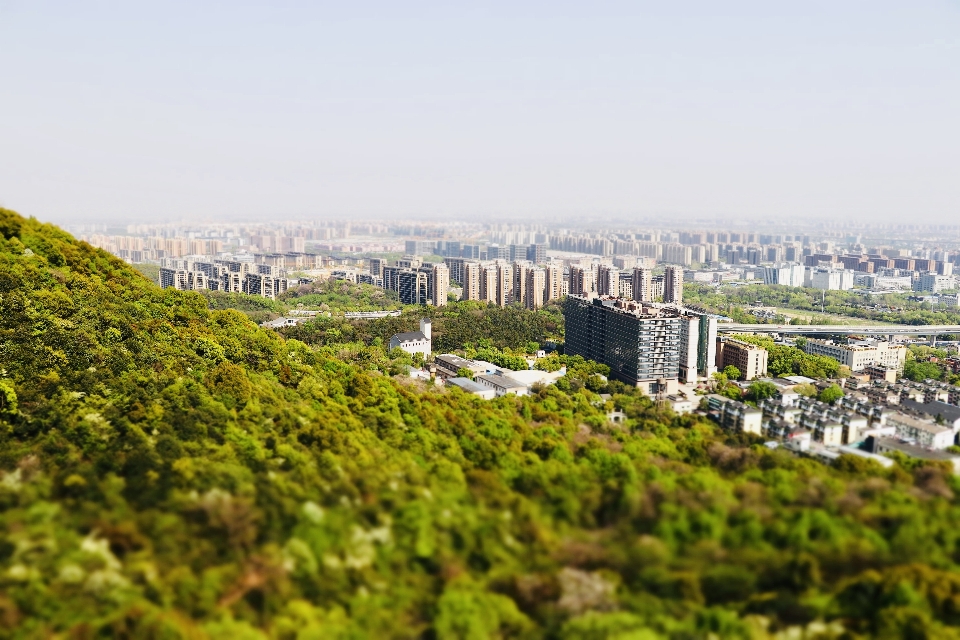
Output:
[818, 383, 845, 404]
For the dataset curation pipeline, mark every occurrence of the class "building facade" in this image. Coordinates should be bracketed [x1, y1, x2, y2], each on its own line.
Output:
[716, 338, 769, 380]
[564, 296, 682, 392]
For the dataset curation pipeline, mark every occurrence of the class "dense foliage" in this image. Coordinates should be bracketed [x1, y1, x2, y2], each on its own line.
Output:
[8, 209, 960, 637]
[284, 302, 563, 355]
[282, 279, 402, 313]
[203, 290, 288, 324]
[687, 283, 960, 328]
[902, 346, 960, 384]
[727, 335, 842, 380]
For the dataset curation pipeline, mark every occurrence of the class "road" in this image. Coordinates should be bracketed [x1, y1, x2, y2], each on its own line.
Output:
[717, 324, 960, 336]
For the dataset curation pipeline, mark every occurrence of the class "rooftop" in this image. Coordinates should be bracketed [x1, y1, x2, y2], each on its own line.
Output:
[886, 411, 952, 434]
[476, 374, 527, 389]
[900, 399, 960, 425]
[872, 436, 960, 462]
[391, 331, 428, 343]
[446, 377, 491, 394]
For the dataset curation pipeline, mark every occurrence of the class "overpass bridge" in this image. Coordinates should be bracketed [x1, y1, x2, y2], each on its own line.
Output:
[716, 324, 960, 337]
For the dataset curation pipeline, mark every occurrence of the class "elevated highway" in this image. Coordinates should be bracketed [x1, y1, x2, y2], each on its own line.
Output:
[716, 324, 960, 337]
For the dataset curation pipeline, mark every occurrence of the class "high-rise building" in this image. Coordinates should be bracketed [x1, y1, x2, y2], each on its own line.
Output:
[461, 261, 481, 301]
[524, 267, 545, 310]
[404, 240, 435, 256]
[618, 272, 633, 299]
[397, 270, 429, 305]
[564, 296, 682, 393]
[544, 263, 563, 302]
[444, 257, 466, 285]
[368, 257, 387, 278]
[396, 255, 423, 270]
[428, 263, 450, 306]
[526, 243, 547, 264]
[663, 266, 683, 304]
[569, 266, 593, 296]
[495, 262, 512, 307]
[761, 263, 804, 288]
[487, 244, 510, 261]
[597, 265, 619, 296]
[677, 315, 700, 384]
[632, 267, 653, 302]
[513, 262, 530, 307]
[651, 275, 665, 300]
[382, 265, 402, 292]
[479, 264, 498, 303]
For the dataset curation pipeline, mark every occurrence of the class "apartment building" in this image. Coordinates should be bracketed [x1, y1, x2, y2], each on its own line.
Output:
[663, 266, 683, 304]
[887, 412, 955, 449]
[803, 339, 906, 372]
[544, 263, 563, 302]
[568, 266, 594, 296]
[716, 338, 768, 380]
[707, 395, 763, 435]
[631, 267, 654, 302]
[461, 261, 481, 301]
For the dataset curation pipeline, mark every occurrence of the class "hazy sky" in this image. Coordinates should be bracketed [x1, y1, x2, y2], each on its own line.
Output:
[2, 1, 959, 225]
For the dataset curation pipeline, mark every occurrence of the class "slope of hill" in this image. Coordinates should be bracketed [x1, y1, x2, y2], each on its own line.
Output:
[3, 208, 960, 638]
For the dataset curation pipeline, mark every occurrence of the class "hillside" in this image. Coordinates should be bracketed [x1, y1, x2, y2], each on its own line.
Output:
[4, 208, 960, 638]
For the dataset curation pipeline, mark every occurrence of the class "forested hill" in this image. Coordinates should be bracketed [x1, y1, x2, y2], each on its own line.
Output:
[6, 209, 960, 639]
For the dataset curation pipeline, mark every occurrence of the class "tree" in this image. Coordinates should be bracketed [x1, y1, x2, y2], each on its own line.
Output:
[456, 367, 475, 380]
[723, 365, 741, 381]
[818, 384, 844, 404]
[711, 371, 728, 387]
[747, 381, 778, 402]
[794, 383, 818, 397]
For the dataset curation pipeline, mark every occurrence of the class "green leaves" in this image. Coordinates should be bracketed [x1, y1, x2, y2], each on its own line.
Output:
[8, 207, 960, 638]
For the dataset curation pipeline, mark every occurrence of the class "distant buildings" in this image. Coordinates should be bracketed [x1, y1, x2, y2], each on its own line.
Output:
[393, 262, 449, 306]
[159, 258, 296, 299]
[809, 268, 856, 291]
[663, 266, 683, 304]
[762, 263, 804, 287]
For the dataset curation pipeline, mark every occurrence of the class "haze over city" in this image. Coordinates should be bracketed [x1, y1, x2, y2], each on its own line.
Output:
[2, 1, 959, 225]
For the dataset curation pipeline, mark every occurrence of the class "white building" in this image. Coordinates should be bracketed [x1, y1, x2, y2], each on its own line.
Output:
[762, 263, 804, 288]
[809, 268, 855, 291]
[388, 318, 432, 357]
[475, 374, 529, 397]
[888, 412, 956, 450]
[803, 339, 905, 372]
[915, 272, 955, 293]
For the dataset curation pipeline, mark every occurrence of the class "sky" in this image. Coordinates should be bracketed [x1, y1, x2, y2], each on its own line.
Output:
[1, 1, 959, 225]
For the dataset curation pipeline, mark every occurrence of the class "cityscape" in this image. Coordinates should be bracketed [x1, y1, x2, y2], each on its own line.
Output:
[4, 2, 960, 637]
[74, 215, 960, 474]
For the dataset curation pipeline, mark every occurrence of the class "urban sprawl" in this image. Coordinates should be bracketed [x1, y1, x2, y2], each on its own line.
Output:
[79, 219, 960, 471]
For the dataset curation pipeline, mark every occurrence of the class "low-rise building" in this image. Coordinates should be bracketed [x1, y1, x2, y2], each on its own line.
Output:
[476, 374, 530, 397]
[870, 436, 960, 473]
[708, 395, 763, 435]
[716, 338, 769, 380]
[886, 412, 955, 450]
[803, 339, 905, 373]
[899, 399, 960, 431]
[446, 377, 497, 399]
[388, 318, 432, 357]
[434, 354, 489, 379]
